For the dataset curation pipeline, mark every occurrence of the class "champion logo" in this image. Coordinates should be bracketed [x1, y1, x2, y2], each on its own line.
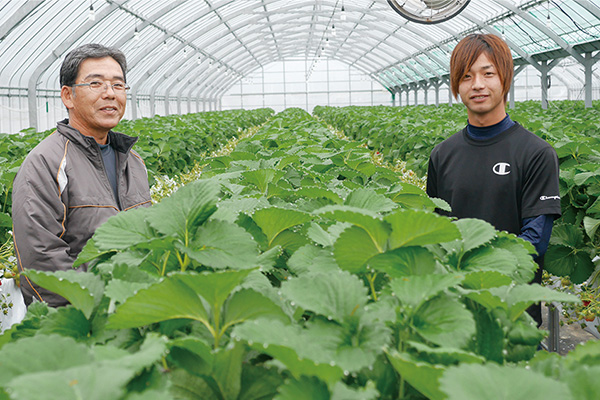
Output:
[492, 162, 511, 175]
[540, 195, 561, 201]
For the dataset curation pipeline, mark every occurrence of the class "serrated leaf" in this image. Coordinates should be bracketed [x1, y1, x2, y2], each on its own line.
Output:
[296, 187, 343, 204]
[385, 210, 460, 248]
[331, 381, 379, 400]
[389, 274, 464, 310]
[334, 225, 382, 273]
[345, 188, 397, 213]
[550, 224, 585, 248]
[460, 247, 519, 279]
[270, 229, 309, 253]
[0, 335, 93, 385]
[440, 363, 573, 400]
[462, 271, 512, 289]
[180, 219, 259, 270]
[92, 206, 155, 250]
[287, 245, 339, 275]
[38, 307, 90, 339]
[407, 341, 485, 365]
[176, 270, 253, 315]
[24, 270, 104, 319]
[454, 218, 497, 253]
[233, 319, 344, 384]
[413, 295, 476, 348]
[368, 247, 437, 277]
[239, 364, 284, 400]
[583, 216, 600, 239]
[252, 208, 312, 246]
[281, 271, 368, 322]
[545, 245, 595, 284]
[385, 350, 446, 400]
[242, 169, 283, 193]
[147, 179, 219, 239]
[316, 205, 390, 251]
[274, 376, 329, 400]
[488, 284, 580, 321]
[73, 238, 115, 268]
[106, 275, 209, 329]
[223, 289, 288, 330]
[104, 279, 151, 305]
[563, 365, 600, 400]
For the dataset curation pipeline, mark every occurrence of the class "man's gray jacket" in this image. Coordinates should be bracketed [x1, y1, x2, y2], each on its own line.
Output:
[12, 119, 152, 307]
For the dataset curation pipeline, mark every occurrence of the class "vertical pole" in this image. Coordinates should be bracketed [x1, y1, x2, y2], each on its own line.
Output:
[391, 91, 396, 107]
[413, 85, 418, 105]
[548, 302, 560, 353]
[435, 83, 440, 106]
[541, 60, 548, 110]
[423, 84, 428, 106]
[398, 89, 402, 107]
[405, 88, 409, 106]
[448, 83, 453, 105]
[510, 72, 516, 109]
[584, 52, 593, 109]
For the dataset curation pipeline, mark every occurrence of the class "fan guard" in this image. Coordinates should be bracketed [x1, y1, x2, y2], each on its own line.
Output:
[387, 0, 471, 24]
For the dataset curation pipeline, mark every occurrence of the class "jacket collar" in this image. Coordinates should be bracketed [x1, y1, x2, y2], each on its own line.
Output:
[57, 119, 138, 154]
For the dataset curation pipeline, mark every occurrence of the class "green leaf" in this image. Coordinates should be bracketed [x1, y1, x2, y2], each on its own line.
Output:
[92, 206, 155, 251]
[106, 275, 209, 329]
[104, 279, 152, 305]
[460, 247, 520, 279]
[223, 289, 288, 330]
[147, 179, 219, 239]
[169, 369, 219, 400]
[252, 208, 312, 246]
[242, 169, 283, 193]
[454, 219, 497, 253]
[168, 337, 214, 376]
[239, 364, 284, 400]
[563, 366, 600, 400]
[345, 188, 397, 213]
[0, 335, 93, 386]
[385, 210, 460, 248]
[270, 229, 309, 253]
[73, 238, 115, 268]
[407, 341, 485, 365]
[275, 376, 329, 400]
[550, 224, 585, 248]
[368, 247, 437, 277]
[176, 270, 253, 316]
[331, 381, 379, 400]
[316, 206, 390, 252]
[38, 307, 90, 340]
[296, 187, 343, 205]
[24, 270, 104, 319]
[385, 350, 446, 400]
[212, 341, 244, 400]
[583, 216, 600, 239]
[413, 295, 476, 348]
[389, 274, 464, 310]
[180, 220, 259, 270]
[334, 225, 383, 273]
[471, 306, 505, 363]
[440, 363, 573, 400]
[462, 271, 512, 289]
[287, 245, 339, 275]
[484, 284, 579, 321]
[545, 245, 595, 284]
[281, 271, 368, 322]
[233, 319, 344, 384]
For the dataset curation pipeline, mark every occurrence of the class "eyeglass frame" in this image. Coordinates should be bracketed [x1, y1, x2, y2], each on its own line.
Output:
[71, 80, 130, 93]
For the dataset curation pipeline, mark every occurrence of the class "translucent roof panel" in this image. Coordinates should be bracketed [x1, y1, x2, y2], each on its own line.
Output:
[1, 0, 599, 102]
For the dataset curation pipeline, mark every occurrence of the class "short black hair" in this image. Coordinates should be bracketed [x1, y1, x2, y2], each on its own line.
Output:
[60, 43, 127, 87]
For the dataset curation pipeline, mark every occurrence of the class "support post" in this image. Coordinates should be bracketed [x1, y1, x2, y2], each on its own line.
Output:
[547, 302, 560, 353]
[540, 60, 549, 110]
[584, 52, 594, 108]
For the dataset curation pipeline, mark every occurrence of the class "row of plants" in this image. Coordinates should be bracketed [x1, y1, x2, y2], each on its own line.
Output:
[0, 108, 274, 247]
[1, 108, 597, 399]
[314, 101, 600, 318]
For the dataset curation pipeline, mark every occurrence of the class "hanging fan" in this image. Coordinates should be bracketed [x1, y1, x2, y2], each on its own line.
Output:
[387, 0, 471, 24]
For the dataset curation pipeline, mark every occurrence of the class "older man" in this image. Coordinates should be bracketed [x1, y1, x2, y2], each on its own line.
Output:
[12, 44, 151, 307]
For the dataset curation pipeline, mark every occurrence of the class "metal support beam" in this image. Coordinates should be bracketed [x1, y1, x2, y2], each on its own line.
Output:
[510, 65, 527, 109]
[583, 52, 598, 108]
[540, 59, 561, 109]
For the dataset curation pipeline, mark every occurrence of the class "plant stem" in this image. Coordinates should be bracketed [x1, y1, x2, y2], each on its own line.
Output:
[367, 272, 378, 301]
[161, 251, 171, 277]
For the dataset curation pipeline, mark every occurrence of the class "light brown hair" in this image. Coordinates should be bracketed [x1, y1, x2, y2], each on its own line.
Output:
[450, 34, 513, 102]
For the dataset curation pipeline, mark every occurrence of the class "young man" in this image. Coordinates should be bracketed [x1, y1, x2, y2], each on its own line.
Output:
[426, 34, 561, 326]
[12, 44, 152, 307]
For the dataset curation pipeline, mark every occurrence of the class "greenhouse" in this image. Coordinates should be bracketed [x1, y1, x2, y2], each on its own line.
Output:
[1, 1, 600, 399]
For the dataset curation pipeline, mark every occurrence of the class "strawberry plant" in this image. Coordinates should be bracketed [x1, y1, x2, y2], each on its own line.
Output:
[2, 108, 596, 400]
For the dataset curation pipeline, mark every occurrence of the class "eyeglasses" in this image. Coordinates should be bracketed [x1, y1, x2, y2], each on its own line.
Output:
[72, 80, 130, 93]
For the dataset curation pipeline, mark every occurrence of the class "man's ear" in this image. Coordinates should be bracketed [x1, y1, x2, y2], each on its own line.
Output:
[61, 85, 74, 110]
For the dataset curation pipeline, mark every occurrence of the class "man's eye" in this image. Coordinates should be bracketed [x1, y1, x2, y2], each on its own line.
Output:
[89, 81, 103, 88]
[112, 83, 126, 90]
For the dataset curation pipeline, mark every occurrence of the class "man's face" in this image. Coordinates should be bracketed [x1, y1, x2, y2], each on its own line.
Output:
[458, 52, 506, 127]
[61, 57, 126, 140]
